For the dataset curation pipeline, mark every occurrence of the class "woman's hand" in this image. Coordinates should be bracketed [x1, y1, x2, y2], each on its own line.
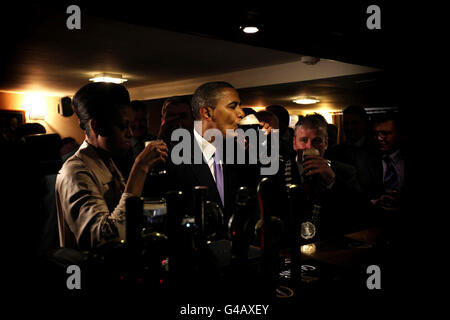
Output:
[135, 140, 169, 172]
[125, 140, 169, 197]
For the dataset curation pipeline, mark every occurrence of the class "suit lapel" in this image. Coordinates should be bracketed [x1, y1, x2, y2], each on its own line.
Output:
[188, 131, 223, 208]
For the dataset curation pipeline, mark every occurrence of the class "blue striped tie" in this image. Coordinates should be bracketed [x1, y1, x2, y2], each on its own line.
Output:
[383, 155, 399, 191]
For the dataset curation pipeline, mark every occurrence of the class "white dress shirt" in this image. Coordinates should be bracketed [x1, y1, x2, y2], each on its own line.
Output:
[193, 127, 221, 182]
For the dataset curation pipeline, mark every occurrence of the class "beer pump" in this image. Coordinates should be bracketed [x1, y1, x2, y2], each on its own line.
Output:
[125, 196, 144, 251]
[257, 177, 280, 299]
[286, 184, 303, 292]
[193, 186, 209, 247]
[230, 186, 256, 267]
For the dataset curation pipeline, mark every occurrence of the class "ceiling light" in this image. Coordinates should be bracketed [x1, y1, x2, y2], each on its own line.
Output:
[89, 73, 128, 84]
[293, 97, 320, 105]
[250, 106, 266, 112]
[242, 26, 259, 34]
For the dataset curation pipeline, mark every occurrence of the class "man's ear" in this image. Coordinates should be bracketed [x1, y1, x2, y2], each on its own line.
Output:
[199, 106, 212, 121]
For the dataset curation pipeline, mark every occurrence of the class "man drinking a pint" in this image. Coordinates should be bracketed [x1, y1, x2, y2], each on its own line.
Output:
[290, 113, 367, 240]
[167, 81, 272, 222]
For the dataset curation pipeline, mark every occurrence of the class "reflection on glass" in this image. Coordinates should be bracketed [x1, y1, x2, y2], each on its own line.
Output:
[300, 243, 317, 255]
[142, 198, 167, 231]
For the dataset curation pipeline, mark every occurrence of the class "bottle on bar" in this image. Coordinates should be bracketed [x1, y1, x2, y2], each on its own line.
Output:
[125, 196, 144, 251]
[231, 186, 252, 266]
[193, 186, 208, 248]
[257, 177, 278, 299]
[286, 184, 303, 290]
[165, 190, 184, 282]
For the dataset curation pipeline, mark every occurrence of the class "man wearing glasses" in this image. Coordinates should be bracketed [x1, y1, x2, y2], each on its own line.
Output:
[371, 111, 406, 212]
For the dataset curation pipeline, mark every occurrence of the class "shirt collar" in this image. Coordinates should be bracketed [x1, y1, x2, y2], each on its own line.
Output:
[193, 127, 216, 163]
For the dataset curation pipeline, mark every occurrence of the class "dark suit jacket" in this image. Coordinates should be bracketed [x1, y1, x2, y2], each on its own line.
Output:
[328, 140, 384, 200]
[166, 131, 241, 221]
[286, 157, 372, 239]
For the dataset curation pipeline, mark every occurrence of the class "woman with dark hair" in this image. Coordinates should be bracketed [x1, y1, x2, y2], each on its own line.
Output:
[56, 82, 168, 250]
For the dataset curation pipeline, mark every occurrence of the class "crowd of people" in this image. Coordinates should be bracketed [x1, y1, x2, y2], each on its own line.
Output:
[1, 81, 407, 262]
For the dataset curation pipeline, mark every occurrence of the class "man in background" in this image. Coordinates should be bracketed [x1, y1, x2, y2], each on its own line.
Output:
[330, 105, 382, 200]
[371, 111, 407, 212]
[130, 100, 156, 158]
[290, 113, 367, 239]
[158, 96, 194, 146]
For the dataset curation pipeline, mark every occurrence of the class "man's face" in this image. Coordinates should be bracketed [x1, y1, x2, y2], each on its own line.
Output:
[130, 109, 148, 140]
[293, 126, 328, 157]
[343, 113, 366, 143]
[102, 107, 133, 156]
[374, 119, 399, 154]
[163, 103, 194, 131]
[209, 87, 244, 136]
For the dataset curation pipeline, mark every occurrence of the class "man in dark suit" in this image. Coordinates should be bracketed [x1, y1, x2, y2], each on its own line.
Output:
[167, 127, 240, 221]
[167, 81, 269, 223]
[164, 82, 275, 299]
[157, 96, 194, 146]
[288, 113, 369, 240]
[370, 111, 407, 212]
[327, 105, 384, 201]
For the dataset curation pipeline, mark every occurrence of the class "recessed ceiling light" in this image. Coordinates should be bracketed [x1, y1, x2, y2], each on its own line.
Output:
[293, 97, 320, 105]
[89, 73, 128, 84]
[242, 26, 259, 34]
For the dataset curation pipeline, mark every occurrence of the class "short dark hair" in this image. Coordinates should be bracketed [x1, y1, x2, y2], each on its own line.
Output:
[327, 123, 338, 137]
[191, 81, 234, 120]
[255, 110, 279, 129]
[242, 107, 256, 116]
[72, 82, 130, 137]
[295, 113, 328, 137]
[372, 111, 402, 132]
[161, 96, 191, 117]
[266, 105, 290, 130]
[130, 100, 147, 113]
[343, 105, 369, 122]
